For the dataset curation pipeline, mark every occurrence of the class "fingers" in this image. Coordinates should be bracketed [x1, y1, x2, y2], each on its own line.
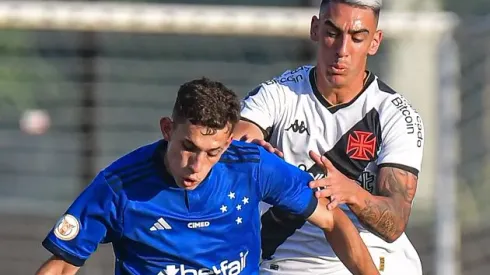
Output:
[273, 148, 284, 158]
[319, 155, 335, 171]
[309, 151, 335, 173]
[314, 187, 333, 198]
[327, 198, 339, 211]
[309, 151, 323, 167]
[309, 178, 331, 189]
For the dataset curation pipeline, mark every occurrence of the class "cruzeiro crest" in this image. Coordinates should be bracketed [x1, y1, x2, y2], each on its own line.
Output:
[54, 214, 80, 241]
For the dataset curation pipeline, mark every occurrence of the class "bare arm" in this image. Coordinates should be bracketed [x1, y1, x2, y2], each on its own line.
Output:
[36, 255, 80, 275]
[233, 120, 265, 140]
[349, 167, 418, 243]
[307, 198, 379, 275]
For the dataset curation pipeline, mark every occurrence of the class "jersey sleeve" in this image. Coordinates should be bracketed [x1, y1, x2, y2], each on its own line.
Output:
[240, 82, 285, 138]
[256, 147, 317, 218]
[377, 95, 425, 176]
[41, 171, 124, 266]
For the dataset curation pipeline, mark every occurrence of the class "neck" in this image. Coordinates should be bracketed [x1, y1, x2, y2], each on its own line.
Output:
[315, 67, 368, 105]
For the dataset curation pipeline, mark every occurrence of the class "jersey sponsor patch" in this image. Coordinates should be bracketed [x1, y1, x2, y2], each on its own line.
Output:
[53, 214, 80, 241]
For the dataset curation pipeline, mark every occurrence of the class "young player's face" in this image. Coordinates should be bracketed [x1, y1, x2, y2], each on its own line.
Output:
[160, 117, 233, 190]
[310, 3, 382, 88]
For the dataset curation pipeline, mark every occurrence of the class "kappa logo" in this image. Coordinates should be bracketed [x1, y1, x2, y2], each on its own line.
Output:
[285, 120, 310, 135]
[346, 131, 377, 161]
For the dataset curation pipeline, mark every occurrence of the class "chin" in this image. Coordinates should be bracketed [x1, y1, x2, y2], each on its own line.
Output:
[181, 179, 200, 190]
[327, 75, 348, 87]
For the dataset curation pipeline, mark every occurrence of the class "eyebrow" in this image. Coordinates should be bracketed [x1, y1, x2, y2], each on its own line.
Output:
[324, 19, 370, 35]
[184, 138, 222, 152]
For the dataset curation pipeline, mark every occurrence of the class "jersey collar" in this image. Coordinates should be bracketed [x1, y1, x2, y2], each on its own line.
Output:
[309, 67, 375, 114]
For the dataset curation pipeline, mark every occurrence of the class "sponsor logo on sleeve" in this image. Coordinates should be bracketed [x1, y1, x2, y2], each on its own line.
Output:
[264, 74, 304, 86]
[391, 96, 423, 148]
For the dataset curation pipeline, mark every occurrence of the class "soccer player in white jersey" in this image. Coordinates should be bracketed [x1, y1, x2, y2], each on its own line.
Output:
[234, 0, 424, 275]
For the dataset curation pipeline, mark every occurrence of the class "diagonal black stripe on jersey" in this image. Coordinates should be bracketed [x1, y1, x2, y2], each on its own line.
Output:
[309, 108, 382, 179]
[376, 79, 397, 94]
[260, 109, 382, 259]
[261, 206, 307, 260]
[240, 117, 274, 141]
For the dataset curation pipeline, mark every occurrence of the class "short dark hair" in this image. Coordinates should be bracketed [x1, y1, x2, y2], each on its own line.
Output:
[320, 0, 382, 18]
[172, 77, 240, 133]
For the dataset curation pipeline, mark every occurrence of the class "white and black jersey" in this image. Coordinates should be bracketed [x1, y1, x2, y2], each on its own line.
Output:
[241, 65, 424, 274]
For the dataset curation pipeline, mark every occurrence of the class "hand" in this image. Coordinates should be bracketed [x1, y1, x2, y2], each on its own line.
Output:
[240, 135, 284, 158]
[308, 151, 362, 210]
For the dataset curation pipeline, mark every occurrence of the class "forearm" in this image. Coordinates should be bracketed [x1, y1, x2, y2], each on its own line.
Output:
[36, 256, 79, 275]
[349, 189, 407, 242]
[324, 208, 379, 275]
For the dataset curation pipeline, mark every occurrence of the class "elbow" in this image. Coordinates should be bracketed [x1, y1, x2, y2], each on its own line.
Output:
[318, 213, 335, 232]
[381, 226, 405, 243]
[383, 235, 399, 243]
[388, 231, 404, 243]
[35, 269, 55, 275]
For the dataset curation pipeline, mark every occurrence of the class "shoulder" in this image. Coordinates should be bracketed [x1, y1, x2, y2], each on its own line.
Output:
[100, 140, 162, 194]
[246, 65, 313, 98]
[220, 140, 287, 170]
[264, 65, 313, 94]
[370, 77, 424, 149]
[371, 77, 422, 122]
[220, 140, 261, 164]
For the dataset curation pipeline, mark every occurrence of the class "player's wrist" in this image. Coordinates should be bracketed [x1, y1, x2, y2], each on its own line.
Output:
[346, 180, 369, 207]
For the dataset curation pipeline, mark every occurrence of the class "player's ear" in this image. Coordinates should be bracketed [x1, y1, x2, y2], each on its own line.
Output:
[160, 117, 173, 141]
[368, 30, 383, 56]
[226, 134, 233, 147]
[224, 126, 234, 148]
[310, 15, 320, 42]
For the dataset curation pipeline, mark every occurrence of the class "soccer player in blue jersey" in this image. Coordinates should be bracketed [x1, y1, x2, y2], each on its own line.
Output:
[36, 78, 378, 275]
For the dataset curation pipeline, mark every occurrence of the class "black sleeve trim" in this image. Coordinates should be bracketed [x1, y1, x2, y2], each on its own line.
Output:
[378, 163, 419, 177]
[301, 195, 318, 219]
[239, 117, 272, 141]
[42, 239, 86, 267]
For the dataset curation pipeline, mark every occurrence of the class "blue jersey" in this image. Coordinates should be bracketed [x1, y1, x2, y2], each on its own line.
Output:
[42, 140, 317, 275]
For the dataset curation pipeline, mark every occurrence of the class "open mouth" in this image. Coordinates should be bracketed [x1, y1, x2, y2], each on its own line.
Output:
[182, 177, 198, 187]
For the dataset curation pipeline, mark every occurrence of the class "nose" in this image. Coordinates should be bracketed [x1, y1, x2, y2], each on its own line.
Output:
[335, 35, 349, 58]
[188, 153, 204, 174]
